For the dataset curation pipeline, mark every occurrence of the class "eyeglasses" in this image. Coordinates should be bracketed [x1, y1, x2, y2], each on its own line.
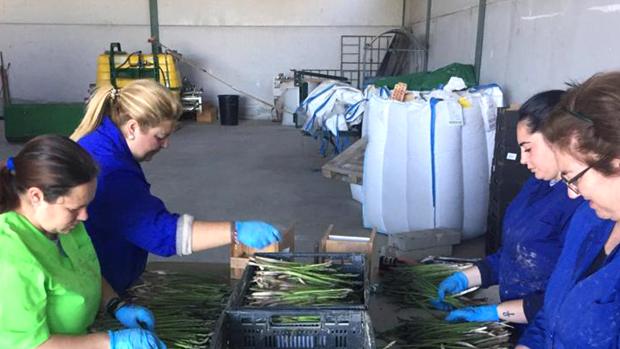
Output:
[560, 165, 593, 194]
[560, 156, 608, 194]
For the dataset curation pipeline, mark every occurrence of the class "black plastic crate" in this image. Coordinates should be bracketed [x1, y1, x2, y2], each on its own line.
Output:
[210, 309, 376, 349]
[486, 109, 530, 254]
[229, 252, 368, 310]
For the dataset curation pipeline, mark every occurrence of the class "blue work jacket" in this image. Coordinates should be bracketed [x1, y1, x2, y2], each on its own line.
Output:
[79, 117, 179, 293]
[519, 203, 619, 348]
[476, 176, 582, 322]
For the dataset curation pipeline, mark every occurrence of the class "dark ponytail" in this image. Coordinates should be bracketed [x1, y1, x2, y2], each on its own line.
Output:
[518, 90, 565, 133]
[0, 135, 99, 213]
[0, 163, 17, 213]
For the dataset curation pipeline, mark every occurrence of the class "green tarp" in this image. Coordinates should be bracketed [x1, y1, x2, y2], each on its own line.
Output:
[370, 63, 477, 91]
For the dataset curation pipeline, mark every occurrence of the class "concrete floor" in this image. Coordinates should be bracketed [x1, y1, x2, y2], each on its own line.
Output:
[0, 120, 486, 263]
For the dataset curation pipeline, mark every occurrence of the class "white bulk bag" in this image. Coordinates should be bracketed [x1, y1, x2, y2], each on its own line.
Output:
[459, 92, 490, 238]
[474, 84, 504, 171]
[404, 99, 435, 231]
[362, 85, 501, 238]
[362, 94, 389, 232]
[381, 99, 414, 233]
[364, 93, 460, 234]
[430, 97, 464, 231]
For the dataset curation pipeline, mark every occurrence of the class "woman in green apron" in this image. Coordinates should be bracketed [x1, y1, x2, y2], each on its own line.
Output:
[0, 135, 165, 349]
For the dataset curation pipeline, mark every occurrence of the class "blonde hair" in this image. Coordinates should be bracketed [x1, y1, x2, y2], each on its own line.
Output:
[71, 79, 182, 141]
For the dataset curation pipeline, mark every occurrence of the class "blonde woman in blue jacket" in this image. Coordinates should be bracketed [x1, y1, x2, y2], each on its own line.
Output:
[71, 79, 281, 294]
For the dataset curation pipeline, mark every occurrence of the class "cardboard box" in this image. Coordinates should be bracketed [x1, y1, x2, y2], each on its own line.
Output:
[387, 228, 461, 251]
[197, 104, 217, 124]
[319, 225, 378, 282]
[229, 225, 295, 279]
[390, 82, 407, 102]
[387, 244, 453, 261]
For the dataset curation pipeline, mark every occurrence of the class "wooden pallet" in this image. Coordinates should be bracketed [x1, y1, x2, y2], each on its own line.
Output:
[321, 137, 367, 185]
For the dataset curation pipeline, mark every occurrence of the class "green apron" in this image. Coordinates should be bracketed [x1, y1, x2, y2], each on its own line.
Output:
[0, 211, 102, 349]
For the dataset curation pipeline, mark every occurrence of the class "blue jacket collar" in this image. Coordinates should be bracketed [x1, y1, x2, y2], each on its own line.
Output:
[99, 117, 139, 167]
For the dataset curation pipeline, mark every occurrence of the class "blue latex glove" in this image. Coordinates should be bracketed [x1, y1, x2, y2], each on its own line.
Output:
[430, 299, 455, 312]
[115, 304, 155, 331]
[436, 271, 469, 301]
[109, 328, 167, 349]
[445, 304, 500, 322]
[235, 221, 281, 249]
[431, 271, 469, 310]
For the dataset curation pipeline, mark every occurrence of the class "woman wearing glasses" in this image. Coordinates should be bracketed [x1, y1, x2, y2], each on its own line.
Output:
[517, 72, 620, 348]
[434, 91, 583, 334]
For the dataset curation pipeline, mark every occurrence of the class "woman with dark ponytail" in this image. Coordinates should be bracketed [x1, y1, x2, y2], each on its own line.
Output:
[434, 91, 584, 335]
[517, 72, 620, 348]
[0, 135, 165, 349]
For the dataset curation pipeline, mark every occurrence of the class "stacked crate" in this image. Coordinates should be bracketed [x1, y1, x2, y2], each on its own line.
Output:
[486, 108, 530, 254]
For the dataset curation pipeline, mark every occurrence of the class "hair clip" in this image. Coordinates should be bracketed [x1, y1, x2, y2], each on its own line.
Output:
[5, 156, 15, 173]
[563, 107, 593, 124]
[110, 88, 121, 101]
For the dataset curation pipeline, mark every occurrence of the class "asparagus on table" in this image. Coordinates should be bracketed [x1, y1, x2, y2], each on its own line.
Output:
[383, 263, 485, 310]
[92, 270, 229, 349]
[380, 317, 512, 349]
[245, 256, 363, 307]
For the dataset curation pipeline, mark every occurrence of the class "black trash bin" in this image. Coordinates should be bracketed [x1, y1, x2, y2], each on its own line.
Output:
[218, 94, 240, 125]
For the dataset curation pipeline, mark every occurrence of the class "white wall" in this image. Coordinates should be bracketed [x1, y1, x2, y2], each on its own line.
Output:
[406, 0, 620, 104]
[5, 1, 619, 113]
[0, 0, 406, 118]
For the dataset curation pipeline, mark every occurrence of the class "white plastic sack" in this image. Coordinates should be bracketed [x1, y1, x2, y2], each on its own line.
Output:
[431, 97, 464, 231]
[301, 82, 338, 133]
[478, 84, 504, 172]
[301, 81, 366, 136]
[363, 93, 460, 234]
[404, 99, 435, 231]
[459, 92, 490, 238]
[362, 84, 503, 238]
[381, 99, 421, 233]
[362, 86, 390, 138]
[362, 94, 389, 232]
[350, 183, 363, 203]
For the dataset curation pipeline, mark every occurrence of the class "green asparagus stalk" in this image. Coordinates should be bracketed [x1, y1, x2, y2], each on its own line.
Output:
[383, 263, 485, 310]
[380, 317, 512, 349]
[91, 270, 230, 349]
[245, 256, 363, 307]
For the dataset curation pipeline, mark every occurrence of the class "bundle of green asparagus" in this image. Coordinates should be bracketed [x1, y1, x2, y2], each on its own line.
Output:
[380, 317, 512, 349]
[92, 270, 230, 349]
[245, 255, 363, 307]
[382, 263, 484, 309]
